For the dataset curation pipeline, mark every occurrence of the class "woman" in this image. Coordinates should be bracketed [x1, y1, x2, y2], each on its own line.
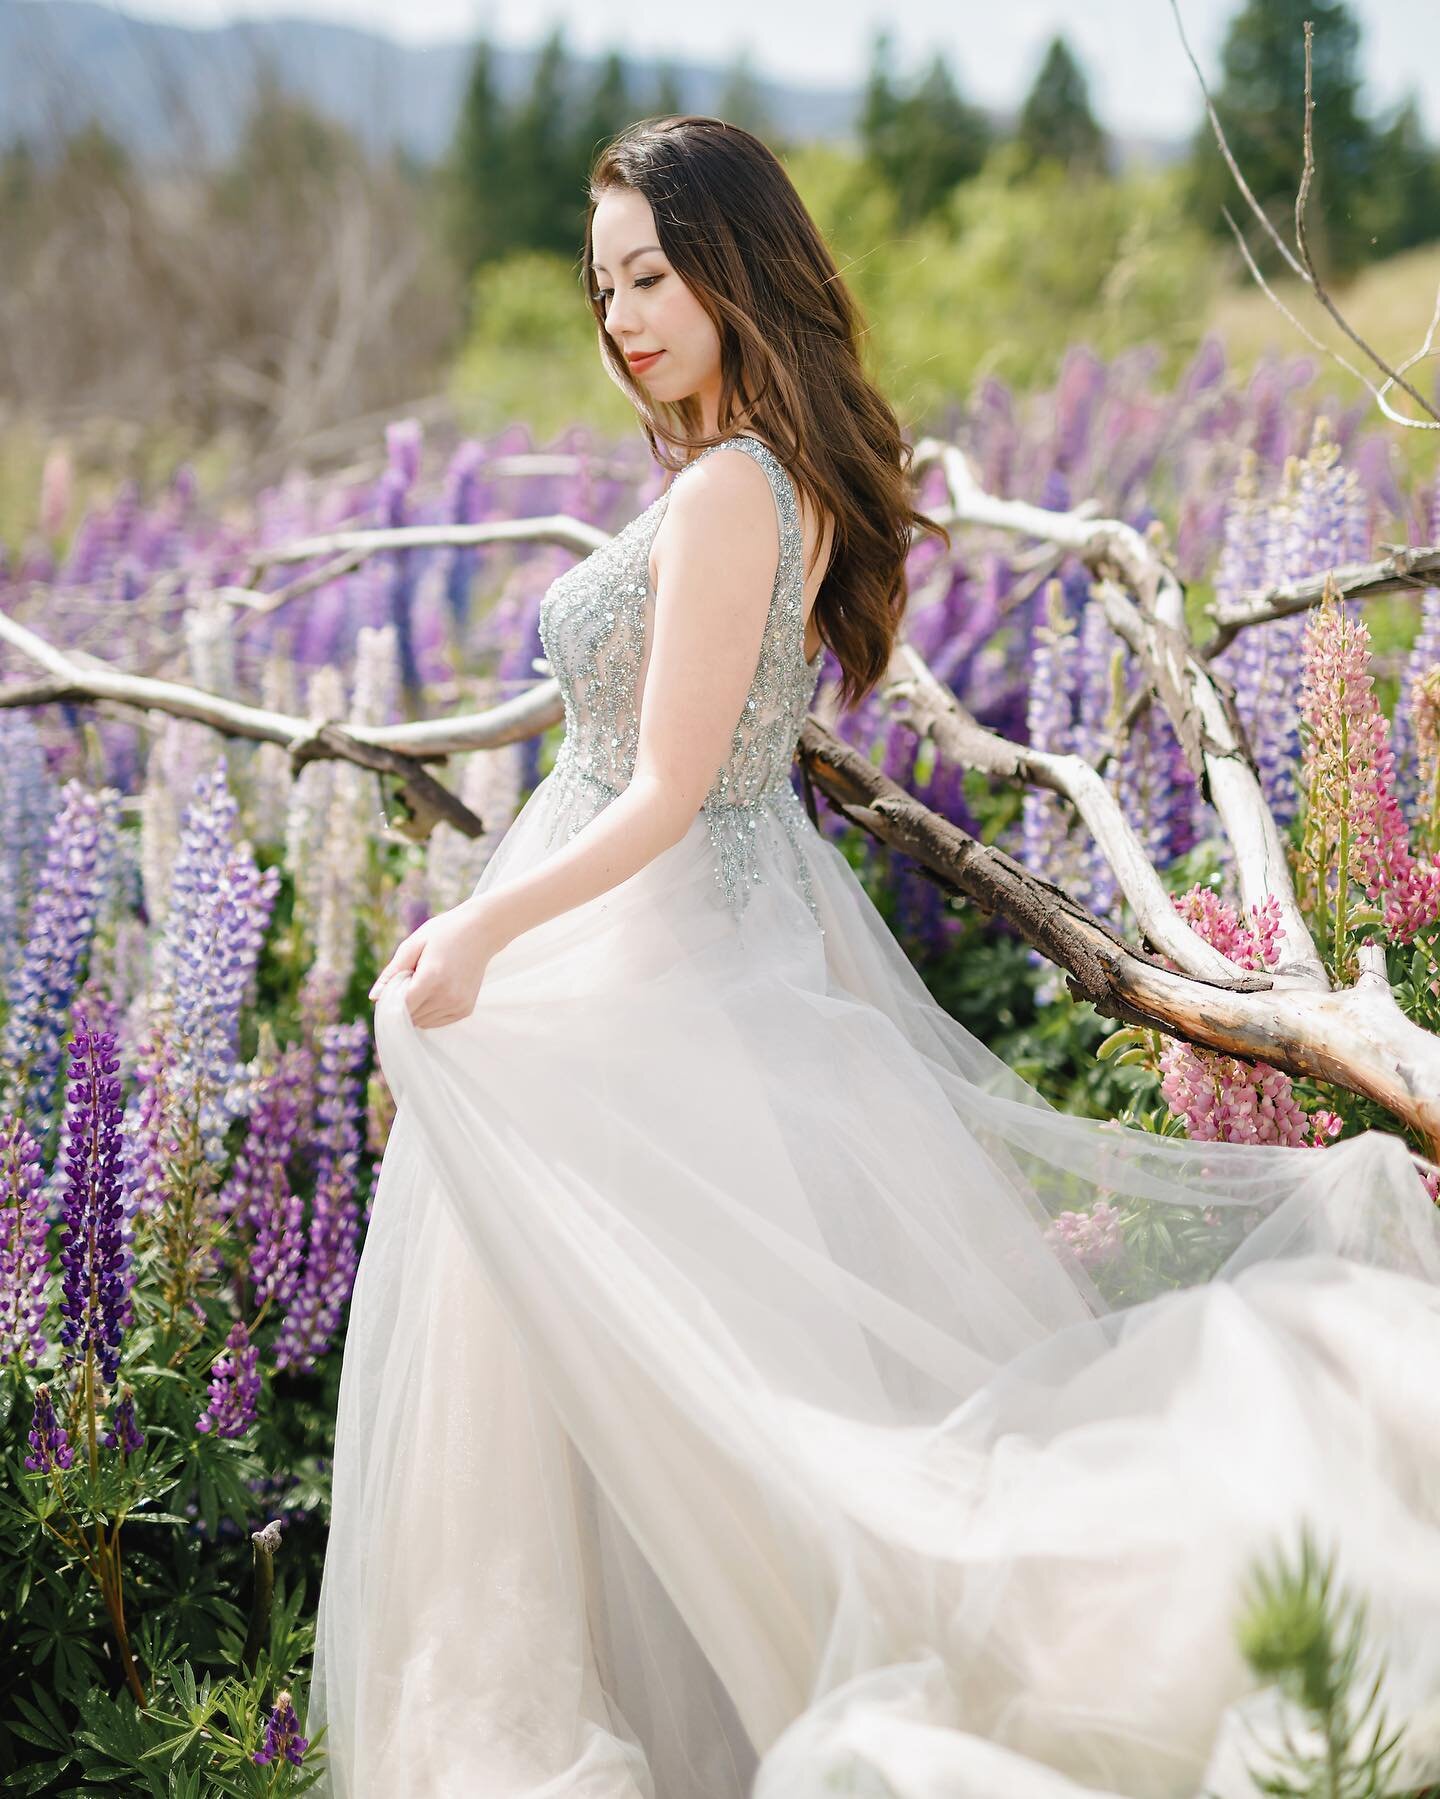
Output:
[307, 117, 1440, 1798]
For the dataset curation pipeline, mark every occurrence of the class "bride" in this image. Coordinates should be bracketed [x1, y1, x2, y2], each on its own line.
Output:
[305, 116, 1440, 1798]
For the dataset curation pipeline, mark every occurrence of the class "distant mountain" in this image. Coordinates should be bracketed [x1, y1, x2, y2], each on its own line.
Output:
[0, 0, 1183, 170]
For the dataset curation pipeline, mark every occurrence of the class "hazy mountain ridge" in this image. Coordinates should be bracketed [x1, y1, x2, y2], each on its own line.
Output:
[2, 0, 1184, 169]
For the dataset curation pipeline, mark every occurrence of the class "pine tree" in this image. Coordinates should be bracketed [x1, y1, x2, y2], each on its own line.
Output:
[446, 37, 511, 274]
[860, 32, 991, 227]
[508, 27, 586, 259]
[1014, 36, 1109, 178]
[575, 52, 634, 180]
[1367, 96, 1440, 256]
[652, 62, 684, 118]
[716, 51, 770, 136]
[1185, 0, 1380, 278]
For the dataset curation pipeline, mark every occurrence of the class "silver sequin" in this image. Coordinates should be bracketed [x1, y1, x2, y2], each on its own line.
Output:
[537, 434, 825, 931]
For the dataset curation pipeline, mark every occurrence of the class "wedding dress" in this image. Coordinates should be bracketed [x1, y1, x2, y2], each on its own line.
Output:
[306, 433, 1440, 1799]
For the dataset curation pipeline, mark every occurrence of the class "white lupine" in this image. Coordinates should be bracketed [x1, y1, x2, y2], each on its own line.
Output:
[285, 665, 347, 935]
[248, 653, 300, 843]
[425, 742, 524, 916]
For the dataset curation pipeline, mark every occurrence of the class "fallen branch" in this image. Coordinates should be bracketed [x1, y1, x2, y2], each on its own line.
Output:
[798, 718, 1440, 1156]
[1202, 543, 1440, 658]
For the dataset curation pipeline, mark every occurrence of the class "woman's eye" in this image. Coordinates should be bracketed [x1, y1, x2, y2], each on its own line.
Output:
[591, 275, 663, 307]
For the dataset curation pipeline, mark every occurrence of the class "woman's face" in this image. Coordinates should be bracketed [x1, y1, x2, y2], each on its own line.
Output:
[590, 187, 723, 425]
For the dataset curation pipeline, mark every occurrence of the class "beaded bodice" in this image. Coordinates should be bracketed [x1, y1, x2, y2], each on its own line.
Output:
[537, 433, 825, 925]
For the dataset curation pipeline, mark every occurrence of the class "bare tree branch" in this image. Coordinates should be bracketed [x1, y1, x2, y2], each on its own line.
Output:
[1202, 544, 1440, 657]
[1168, 0, 1440, 431]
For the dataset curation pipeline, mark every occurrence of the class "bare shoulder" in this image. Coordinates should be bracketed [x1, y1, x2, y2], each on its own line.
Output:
[651, 447, 779, 584]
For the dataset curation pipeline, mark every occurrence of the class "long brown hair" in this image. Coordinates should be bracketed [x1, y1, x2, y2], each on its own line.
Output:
[582, 115, 950, 713]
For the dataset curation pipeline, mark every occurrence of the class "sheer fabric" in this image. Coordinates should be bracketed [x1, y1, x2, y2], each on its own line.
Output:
[306, 437, 1440, 1798]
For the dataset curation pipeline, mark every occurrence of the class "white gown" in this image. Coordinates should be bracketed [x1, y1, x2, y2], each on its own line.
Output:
[306, 434, 1440, 1799]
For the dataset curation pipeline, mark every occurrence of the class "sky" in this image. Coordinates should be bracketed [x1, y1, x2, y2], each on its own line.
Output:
[52, 0, 1440, 139]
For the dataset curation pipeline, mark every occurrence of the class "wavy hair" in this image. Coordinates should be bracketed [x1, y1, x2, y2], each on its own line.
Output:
[582, 115, 950, 712]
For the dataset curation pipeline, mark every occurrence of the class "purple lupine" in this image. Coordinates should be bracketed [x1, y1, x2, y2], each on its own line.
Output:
[274, 1022, 369, 1371]
[1396, 583, 1440, 811]
[1, 782, 120, 1119]
[1219, 426, 1357, 827]
[24, 1384, 74, 1474]
[1020, 581, 1085, 887]
[0, 713, 56, 987]
[57, 1017, 131, 1387]
[222, 1044, 313, 1308]
[0, 1114, 49, 1368]
[441, 439, 487, 627]
[195, 1317, 261, 1438]
[252, 1690, 308, 1767]
[161, 762, 281, 1150]
[103, 1386, 146, 1456]
[377, 418, 425, 692]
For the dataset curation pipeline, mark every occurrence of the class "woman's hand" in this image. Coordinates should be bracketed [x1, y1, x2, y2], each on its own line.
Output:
[369, 897, 504, 1029]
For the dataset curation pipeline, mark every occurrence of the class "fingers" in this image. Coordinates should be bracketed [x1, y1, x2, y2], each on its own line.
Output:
[369, 932, 424, 1002]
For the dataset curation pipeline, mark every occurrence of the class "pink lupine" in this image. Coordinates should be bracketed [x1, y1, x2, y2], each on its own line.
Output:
[1045, 1199, 1125, 1270]
[1300, 586, 1440, 945]
[1158, 887, 1336, 1149]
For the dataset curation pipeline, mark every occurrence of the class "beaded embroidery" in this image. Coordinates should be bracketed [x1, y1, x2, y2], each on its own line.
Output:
[537, 434, 825, 930]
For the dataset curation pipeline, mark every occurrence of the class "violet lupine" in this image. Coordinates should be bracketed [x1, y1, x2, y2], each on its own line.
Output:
[222, 1043, 313, 1309]
[103, 1386, 146, 1456]
[274, 1022, 369, 1372]
[1218, 428, 1362, 826]
[0, 713, 55, 986]
[24, 1384, 74, 1474]
[1157, 889, 1337, 1148]
[0, 1114, 49, 1368]
[253, 1690, 308, 1768]
[57, 1017, 131, 1387]
[162, 762, 281, 1149]
[1299, 589, 1440, 945]
[1045, 1198, 1125, 1270]
[1, 782, 121, 1118]
[1396, 587, 1440, 814]
[1020, 582, 1087, 891]
[195, 1317, 262, 1438]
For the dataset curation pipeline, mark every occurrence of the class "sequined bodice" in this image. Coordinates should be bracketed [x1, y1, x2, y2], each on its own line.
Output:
[537, 433, 824, 924]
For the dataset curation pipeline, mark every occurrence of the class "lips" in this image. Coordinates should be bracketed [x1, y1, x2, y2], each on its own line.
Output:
[626, 350, 664, 374]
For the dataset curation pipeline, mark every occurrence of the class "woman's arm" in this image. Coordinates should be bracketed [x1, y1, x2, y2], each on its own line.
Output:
[372, 447, 781, 1026]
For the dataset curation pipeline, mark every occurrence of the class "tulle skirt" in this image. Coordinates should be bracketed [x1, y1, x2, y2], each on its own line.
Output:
[306, 761, 1440, 1799]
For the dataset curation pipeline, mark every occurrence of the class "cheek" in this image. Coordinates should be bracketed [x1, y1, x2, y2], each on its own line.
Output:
[661, 286, 717, 360]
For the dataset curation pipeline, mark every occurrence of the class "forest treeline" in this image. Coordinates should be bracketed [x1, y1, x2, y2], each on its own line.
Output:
[0, 0, 1436, 474]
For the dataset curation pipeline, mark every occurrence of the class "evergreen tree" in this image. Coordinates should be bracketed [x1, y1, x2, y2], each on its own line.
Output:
[1014, 35, 1109, 177]
[715, 51, 770, 136]
[575, 52, 634, 178]
[1185, 0, 1379, 277]
[446, 37, 512, 274]
[652, 62, 684, 118]
[508, 27, 585, 258]
[1367, 96, 1440, 255]
[860, 32, 991, 227]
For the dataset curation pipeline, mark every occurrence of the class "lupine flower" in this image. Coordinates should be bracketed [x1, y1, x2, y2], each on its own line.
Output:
[24, 1384, 74, 1474]
[1157, 888, 1332, 1148]
[222, 1043, 313, 1308]
[57, 1017, 131, 1386]
[1, 782, 120, 1118]
[1021, 582, 1086, 890]
[274, 1023, 369, 1371]
[195, 1317, 261, 1438]
[161, 762, 281, 1148]
[1394, 588, 1440, 809]
[252, 1690, 308, 1767]
[1300, 587, 1440, 943]
[0, 713, 55, 986]
[1219, 427, 1364, 826]
[103, 1386, 146, 1456]
[426, 733, 523, 915]
[1045, 1199, 1125, 1269]
[0, 1113, 49, 1368]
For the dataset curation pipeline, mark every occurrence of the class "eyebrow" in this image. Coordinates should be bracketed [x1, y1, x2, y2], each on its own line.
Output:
[590, 244, 662, 276]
